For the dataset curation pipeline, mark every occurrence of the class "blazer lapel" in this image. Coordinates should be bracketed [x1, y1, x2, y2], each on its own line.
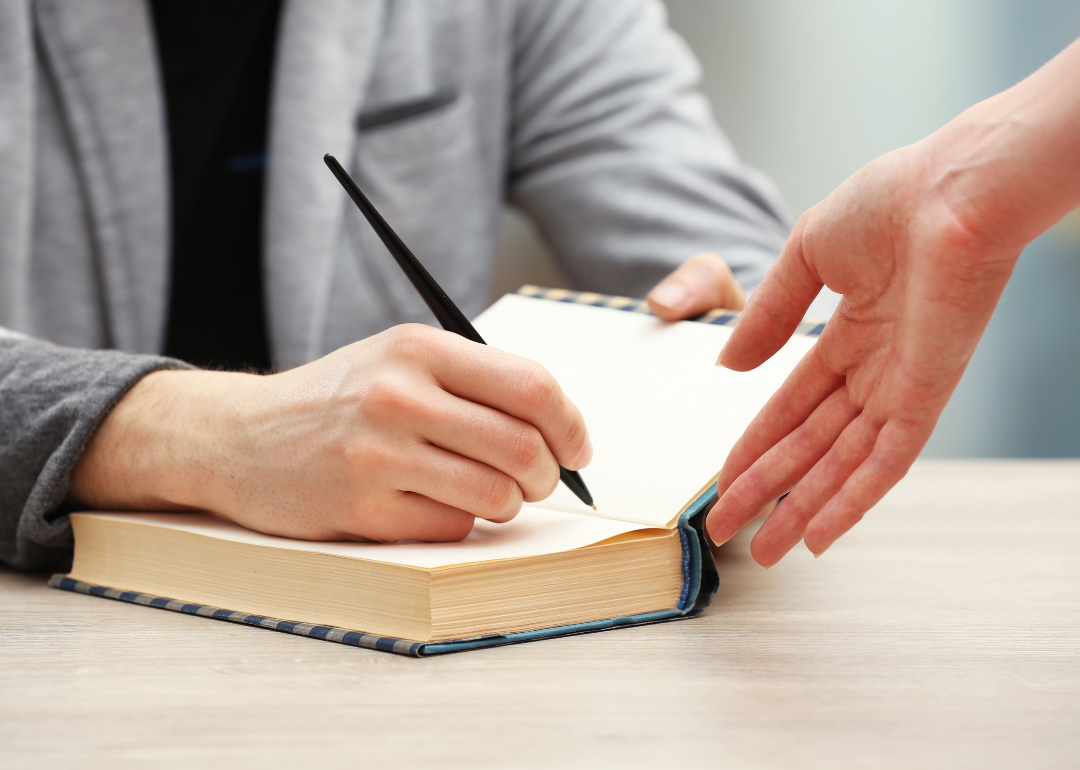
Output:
[34, 0, 168, 354]
[264, 0, 386, 369]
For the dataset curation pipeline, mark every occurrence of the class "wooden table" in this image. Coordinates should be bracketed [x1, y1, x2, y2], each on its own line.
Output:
[3, 461, 1079, 769]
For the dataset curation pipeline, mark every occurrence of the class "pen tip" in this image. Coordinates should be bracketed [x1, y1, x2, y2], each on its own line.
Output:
[591, 504, 597, 511]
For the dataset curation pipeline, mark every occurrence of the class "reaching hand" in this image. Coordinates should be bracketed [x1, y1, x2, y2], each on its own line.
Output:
[705, 144, 1021, 565]
[69, 324, 593, 543]
[705, 35, 1080, 565]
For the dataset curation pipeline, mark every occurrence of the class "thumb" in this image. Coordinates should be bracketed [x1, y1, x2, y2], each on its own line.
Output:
[719, 211, 824, 371]
[647, 253, 747, 321]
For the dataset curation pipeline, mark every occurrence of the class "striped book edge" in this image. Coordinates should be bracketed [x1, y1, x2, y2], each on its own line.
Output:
[514, 285, 827, 338]
[47, 574, 695, 657]
[48, 574, 427, 656]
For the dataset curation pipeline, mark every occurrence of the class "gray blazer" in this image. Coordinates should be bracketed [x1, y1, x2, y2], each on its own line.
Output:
[0, 0, 789, 569]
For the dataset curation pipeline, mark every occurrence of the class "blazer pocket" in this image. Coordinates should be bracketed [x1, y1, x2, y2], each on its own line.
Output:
[342, 93, 488, 323]
[355, 90, 458, 131]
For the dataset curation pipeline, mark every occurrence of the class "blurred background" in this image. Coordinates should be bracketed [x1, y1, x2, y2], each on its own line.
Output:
[492, 0, 1080, 459]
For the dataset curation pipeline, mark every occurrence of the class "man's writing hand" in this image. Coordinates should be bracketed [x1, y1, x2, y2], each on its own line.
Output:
[69, 324, 593, 543]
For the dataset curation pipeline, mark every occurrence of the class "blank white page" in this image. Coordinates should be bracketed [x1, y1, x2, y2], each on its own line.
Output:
[475, 295, 817, 528]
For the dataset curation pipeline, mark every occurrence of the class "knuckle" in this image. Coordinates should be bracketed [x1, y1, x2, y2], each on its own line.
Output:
[694, 253, 744, 308]
[517, 364, 559, 416]
[507, 424, 545, 474]
[558, 415, 588, 459]
[437, 514, 475, 542]
[360, 377, 422, 422]
[342, 498, 394, 542]
[737, 467, 771, 504]
[479, 472, 521, 520]
[524, 461, 560, 503]
[693, 251, 729, 275]
[385, 323, 439, 363]
[788, 495, 818, 527]
[343, 436, 395, 477]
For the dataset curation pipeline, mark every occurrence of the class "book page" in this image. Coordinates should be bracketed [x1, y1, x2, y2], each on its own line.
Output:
[79, 510, 648, 570]
[474, 295, 817, 528]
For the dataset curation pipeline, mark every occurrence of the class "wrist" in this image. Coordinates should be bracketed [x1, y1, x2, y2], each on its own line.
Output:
[68, 369, 258, 512]
[921, 52, 1080, 256]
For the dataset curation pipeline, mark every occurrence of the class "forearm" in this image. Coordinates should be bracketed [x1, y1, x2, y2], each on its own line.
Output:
[925, 36, 1080, 253]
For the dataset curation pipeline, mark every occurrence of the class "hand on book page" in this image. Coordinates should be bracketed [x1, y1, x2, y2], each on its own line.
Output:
[705, 33, 1080, 564]
[68, 324, 592, 544]
[645, 252, 747, 320]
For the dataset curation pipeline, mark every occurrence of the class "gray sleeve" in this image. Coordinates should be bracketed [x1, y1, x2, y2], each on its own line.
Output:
[508, 0, 790, 297]
[0, 335, 187, 570]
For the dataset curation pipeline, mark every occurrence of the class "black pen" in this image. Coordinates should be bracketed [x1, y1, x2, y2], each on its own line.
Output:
[323, 153, 595, 510]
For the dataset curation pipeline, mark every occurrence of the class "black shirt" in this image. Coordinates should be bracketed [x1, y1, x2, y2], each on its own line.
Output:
[152, 0, 283, 371]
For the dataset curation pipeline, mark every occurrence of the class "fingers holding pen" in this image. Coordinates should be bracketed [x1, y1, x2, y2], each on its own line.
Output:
[354, 324, 590, 519]
[334, 385, 546, 529]
[219, 324, 593, 544]
[419, 329, 593, 472]
[377, 384, 563, 505]
[391, 443, 526, 524]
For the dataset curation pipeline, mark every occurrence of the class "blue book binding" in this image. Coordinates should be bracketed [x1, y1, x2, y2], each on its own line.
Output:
[49, 287, 822, 657]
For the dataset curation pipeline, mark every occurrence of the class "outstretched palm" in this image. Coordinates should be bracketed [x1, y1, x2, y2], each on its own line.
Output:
[705, 146, 1020, 566]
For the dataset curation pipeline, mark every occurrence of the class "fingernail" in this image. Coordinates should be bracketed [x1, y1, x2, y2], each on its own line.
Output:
[648, 281, 691, 312]
[715, 344, 729, 368]
[812, 546, 829, 559]
[706, 529, 731, 547]
[568, 436, 593, 471]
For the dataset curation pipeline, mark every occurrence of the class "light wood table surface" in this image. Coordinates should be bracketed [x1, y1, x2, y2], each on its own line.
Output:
[3, 460, 1079, 769]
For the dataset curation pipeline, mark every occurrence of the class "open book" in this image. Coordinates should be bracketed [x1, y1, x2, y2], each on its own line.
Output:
[53, 287, 821, 656]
